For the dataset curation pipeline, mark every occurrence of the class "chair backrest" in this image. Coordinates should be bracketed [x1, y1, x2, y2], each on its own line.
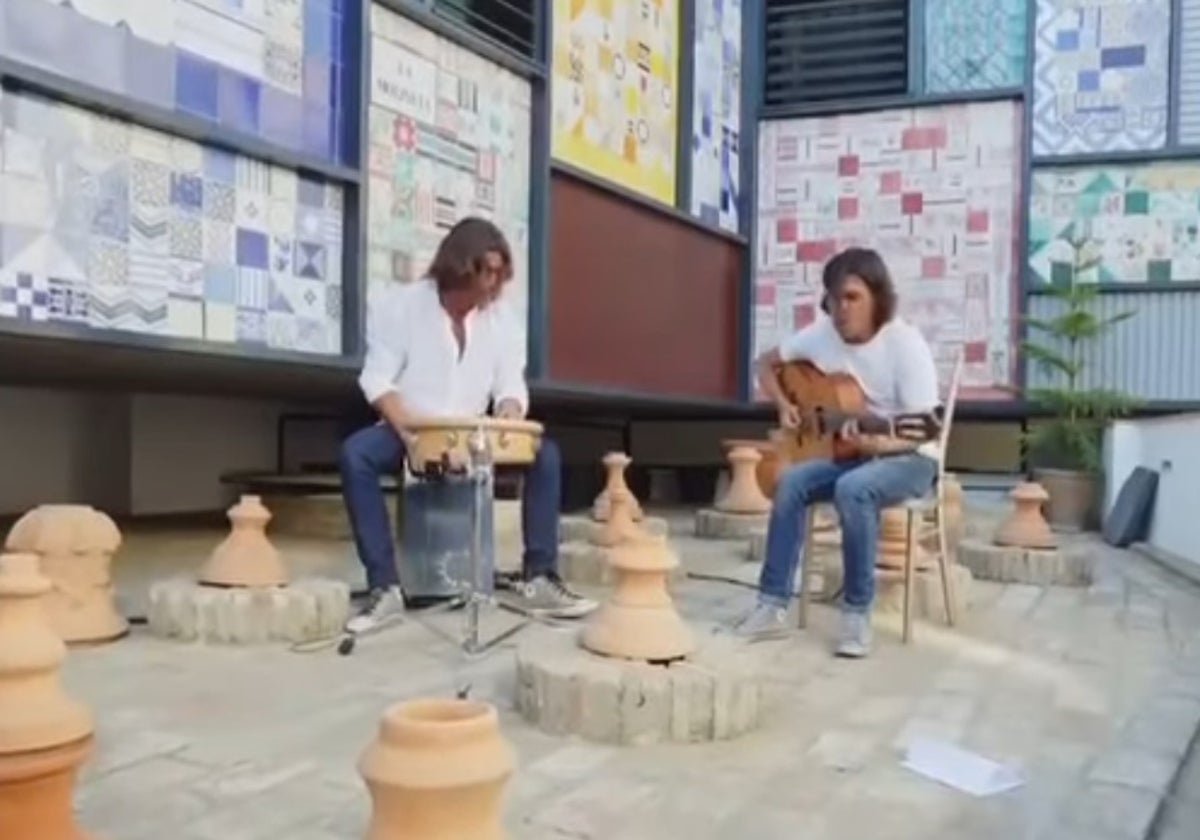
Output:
[934, 351, 965, 477]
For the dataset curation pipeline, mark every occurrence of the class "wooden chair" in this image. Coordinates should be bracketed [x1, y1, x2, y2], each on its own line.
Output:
[796, 353, 965, 643]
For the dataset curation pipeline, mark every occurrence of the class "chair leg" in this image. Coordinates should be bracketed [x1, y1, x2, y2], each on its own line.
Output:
[798, 507, 815, 629]
[936, 505, 958, 627]
[903, 509, 916, 644]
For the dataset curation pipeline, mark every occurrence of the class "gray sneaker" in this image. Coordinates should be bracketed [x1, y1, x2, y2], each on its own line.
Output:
[346, 586, 405, 634]
[732, 603, 791, 642]
[835, 610, 872, 658]
[518, 575, 597, 619]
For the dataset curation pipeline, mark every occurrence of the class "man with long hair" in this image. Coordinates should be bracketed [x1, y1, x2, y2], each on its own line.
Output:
[734, 247, 942, 657]
[340, 217, 596, 633]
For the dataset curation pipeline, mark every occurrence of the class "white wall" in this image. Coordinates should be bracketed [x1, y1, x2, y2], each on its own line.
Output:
[1105, 413, 1200, 573]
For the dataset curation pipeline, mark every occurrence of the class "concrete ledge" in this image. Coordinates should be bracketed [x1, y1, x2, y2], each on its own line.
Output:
[1132, 542, 1200, 588]
[515, 629, 764, 745]
[259, 493, 378, 540]
[558, 541, 686, 588]
[560, 514, 669, 544]
[874, 565, 975, 624]
[147, 578, 350, 645]
[694, 508, 767, 540]
[957, 537, 1093, 587]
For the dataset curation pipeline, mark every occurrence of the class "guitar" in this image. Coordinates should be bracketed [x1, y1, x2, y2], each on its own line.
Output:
[773, 361, 942, 463]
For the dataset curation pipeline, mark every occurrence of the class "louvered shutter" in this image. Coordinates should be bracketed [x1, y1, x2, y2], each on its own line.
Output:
[433, 0, 539, 60]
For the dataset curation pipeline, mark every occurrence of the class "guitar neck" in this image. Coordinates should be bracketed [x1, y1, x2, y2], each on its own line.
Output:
[821, 409, 895, 436]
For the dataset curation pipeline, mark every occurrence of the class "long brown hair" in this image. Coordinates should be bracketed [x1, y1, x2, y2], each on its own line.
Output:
[819, 247, 898, 330]
[427, 217, 513, 292]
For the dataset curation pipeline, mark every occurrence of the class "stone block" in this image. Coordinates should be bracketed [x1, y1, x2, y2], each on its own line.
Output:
[560, 514, 669, 544]
[694, 508, 768, 540]
[875, 564, 975, 624]
[146, 577, 350, 645]
[957, 537, 1092, 586]
[514, 630, 764, 745]
[558, 541, 686, 588]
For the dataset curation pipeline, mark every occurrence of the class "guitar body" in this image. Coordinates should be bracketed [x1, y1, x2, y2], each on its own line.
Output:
[774, 361, 869, 463]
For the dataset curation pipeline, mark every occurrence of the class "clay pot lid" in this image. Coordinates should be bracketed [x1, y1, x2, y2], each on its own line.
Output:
[602, 451, 632, 466]
[5, 505, 121, 554]
[1011, 482, 1049, 502]
[721, 439, 769, 451]
[406, 417, 544, 435]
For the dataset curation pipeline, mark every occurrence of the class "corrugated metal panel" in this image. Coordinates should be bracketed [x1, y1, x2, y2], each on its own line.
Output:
[1180, 0, 1200, 145]
[764, 0, 909, 108]
[1024, 290, 1200, 402]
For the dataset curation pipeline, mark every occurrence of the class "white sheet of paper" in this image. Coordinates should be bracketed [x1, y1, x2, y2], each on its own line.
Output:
[901, 737, 1026, 797]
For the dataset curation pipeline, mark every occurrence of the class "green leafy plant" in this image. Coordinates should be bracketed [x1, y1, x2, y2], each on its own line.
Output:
[1022, 234, 1139, 472]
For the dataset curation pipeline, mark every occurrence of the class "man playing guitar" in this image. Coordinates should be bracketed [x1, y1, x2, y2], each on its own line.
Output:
[733, 247, 942, 657]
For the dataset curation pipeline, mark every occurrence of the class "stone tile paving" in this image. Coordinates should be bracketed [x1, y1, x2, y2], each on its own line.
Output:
[67, 510, 1200, 840]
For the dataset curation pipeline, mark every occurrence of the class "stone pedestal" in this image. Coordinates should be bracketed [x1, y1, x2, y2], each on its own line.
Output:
[694, 508, 768, 540]
[4, 504, 126, 644]
[559, 541, 686, 588]
[560, 514, 668, 545]
[877, 508, 931, 571]
[146, 578, 351, 644]
[514, 631, 763, 745]
[957, 538, 1092, 587]
[262, 493, 398, 540]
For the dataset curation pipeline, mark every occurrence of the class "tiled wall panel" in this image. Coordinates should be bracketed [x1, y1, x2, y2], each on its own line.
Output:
[755, 100, 1024, 398]
[0, 89, 345, 355]
[1032, 0, 1170, 156]
[691, 0, 741, 233]
[924, 0, 1027, 93]
[0, 0, 347, 162]
[366, 4, 532, 331]
[1181, 0, 1200, 146]
[1029, 162, 1200, 284]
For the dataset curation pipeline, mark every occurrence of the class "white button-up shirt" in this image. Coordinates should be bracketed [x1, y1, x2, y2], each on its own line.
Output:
[358, 279, 529, 417]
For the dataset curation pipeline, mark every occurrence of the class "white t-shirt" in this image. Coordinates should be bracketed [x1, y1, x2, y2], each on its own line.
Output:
[357, 279, 528, 417]
[779, 315, 941, 459]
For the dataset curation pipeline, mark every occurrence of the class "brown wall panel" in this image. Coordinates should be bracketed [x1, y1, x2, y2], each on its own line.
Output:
[547, 173, 742, 400]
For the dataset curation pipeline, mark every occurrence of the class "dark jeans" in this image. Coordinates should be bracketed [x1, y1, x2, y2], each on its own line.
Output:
[758, 454, 938, 613]
[338, 423, 560, 590]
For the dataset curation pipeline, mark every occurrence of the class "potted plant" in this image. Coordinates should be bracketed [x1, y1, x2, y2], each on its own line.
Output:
[1022, 235, 1138, 531]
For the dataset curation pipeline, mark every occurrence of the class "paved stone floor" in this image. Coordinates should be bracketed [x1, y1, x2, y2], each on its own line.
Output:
[66, 507, 1200, 839]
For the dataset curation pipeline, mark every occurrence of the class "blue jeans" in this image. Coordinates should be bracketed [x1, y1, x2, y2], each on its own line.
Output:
[339, 423, 561, 590]
[758, 454, 937, 613]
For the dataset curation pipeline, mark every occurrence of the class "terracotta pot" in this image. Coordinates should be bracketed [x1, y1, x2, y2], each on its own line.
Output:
[1032, 468, 1099, 533]
[0, 736, 93, 840]
[591, 452, 643, 522]
[0, 554, 93, 754]
[0, 553, 94, 840]
[875, 508, 930, 572]
[359, 698, 515, 840]
[994, 482, 1057, 549]
[715, 447, 771, 515]
[720, 437, 781, 499]
[592, 489, 642, 548]
[197, 495, 289, 587]
[581, 536, 694, 662]
[4, 505, 125, 644]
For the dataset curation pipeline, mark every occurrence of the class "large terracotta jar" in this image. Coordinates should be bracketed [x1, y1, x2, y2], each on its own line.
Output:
[359, 698, 515, 840]
[875, 508, 931, 571]
[715, 446, 772, 514]
[994, 482, 1057, 549]
[5, 504, 125, 644]
[720, 438, 781, 500]
[0, 553, 95, 840]
[197, 495, 289, 587]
